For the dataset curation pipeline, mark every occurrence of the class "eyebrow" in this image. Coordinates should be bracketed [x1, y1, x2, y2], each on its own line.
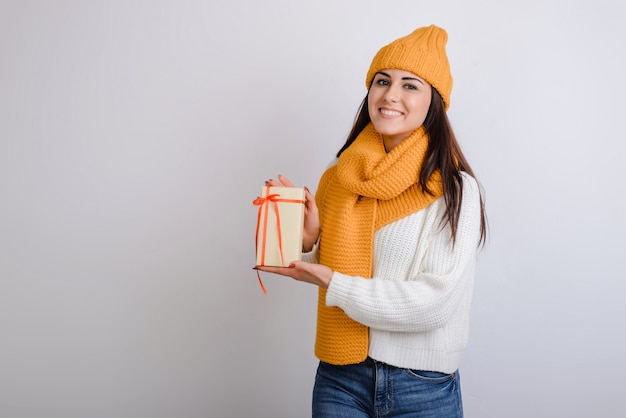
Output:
[377, 71, 425, 85]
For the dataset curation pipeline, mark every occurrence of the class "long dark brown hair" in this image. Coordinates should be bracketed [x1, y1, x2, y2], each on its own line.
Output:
[337, 87, 487, 247]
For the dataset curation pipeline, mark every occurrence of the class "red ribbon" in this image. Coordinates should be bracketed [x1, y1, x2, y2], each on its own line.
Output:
[252, 186, 305, 295]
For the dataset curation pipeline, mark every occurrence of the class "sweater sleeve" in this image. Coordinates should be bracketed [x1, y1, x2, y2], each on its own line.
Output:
[325, 173, 482, 333]
[300, 239, 320, 264]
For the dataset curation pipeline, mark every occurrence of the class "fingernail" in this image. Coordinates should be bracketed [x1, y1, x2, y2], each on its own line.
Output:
[304, 186, 310, 193]
[288, 262, 295, 268]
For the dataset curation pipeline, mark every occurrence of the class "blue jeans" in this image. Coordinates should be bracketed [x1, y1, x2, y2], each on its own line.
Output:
[312, 357, 463, 417]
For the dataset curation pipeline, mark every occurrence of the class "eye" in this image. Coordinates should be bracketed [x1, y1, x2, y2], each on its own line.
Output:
[375, 78, 390, 86]
[404, 83, 418, 90]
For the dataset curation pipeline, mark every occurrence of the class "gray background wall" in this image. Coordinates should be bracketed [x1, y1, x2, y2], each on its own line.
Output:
[1, 1, 625, 417]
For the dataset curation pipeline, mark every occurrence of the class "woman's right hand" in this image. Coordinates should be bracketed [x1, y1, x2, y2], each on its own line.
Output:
[266, 174, 320, 252]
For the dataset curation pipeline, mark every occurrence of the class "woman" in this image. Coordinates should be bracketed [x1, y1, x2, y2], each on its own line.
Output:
[256, 24, 487, 417]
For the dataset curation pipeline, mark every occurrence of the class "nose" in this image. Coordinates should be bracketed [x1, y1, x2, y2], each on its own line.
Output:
[382, 83, 400, 103]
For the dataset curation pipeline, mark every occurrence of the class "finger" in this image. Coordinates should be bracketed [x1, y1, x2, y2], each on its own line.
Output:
[277, 174, 295, 187]
[304, 187, 316, 206]
[288, 260, 305, 269]
[254, 265, 296, 276]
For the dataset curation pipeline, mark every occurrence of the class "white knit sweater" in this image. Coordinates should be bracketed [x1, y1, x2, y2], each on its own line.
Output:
[302, 171, 482, 374]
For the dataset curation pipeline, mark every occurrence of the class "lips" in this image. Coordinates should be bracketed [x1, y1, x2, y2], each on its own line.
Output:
[380, 108, 403, 117]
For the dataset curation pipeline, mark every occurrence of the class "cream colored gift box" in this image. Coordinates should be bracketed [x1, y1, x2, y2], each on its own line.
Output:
[254, 186, 305, 267]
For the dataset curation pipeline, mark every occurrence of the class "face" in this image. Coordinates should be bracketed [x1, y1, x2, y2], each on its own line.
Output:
[368, 69, 432, 151]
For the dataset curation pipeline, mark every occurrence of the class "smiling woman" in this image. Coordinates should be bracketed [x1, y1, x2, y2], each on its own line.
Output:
[256, 24, 487, 418]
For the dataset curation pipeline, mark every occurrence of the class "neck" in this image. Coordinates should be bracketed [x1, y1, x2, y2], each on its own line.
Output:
[382, 135, 404, 153]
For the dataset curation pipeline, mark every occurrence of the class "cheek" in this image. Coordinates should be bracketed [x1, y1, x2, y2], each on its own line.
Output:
[409, 97, 431, 124]
[367, 94, 377, 115]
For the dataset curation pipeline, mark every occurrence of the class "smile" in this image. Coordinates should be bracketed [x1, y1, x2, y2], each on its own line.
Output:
[380, 108, 403, 117]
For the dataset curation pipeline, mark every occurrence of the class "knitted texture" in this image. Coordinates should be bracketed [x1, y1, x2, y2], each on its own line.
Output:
[365, 25, 453, 110]
[323, 172, 481, 373]
[314, 123, 442, 365]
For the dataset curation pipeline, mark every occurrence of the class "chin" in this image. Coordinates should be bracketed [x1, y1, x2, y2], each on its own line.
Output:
[372, 124, 395, 136]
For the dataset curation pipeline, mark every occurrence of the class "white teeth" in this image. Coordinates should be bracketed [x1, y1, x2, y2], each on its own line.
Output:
[381, 109, 402, 116]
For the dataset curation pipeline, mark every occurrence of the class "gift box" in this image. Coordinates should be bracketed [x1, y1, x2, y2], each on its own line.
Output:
[253, 186, 306, 267]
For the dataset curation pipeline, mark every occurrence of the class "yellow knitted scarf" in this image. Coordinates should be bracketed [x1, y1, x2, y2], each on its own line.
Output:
[314, 123, 443, 365]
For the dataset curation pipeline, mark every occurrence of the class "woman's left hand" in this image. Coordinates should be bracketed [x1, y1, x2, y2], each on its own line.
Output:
[254, 261, 333, 289]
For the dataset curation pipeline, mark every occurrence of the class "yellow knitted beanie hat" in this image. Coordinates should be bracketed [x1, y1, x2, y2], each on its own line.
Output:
[365, 25, 453, 110]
